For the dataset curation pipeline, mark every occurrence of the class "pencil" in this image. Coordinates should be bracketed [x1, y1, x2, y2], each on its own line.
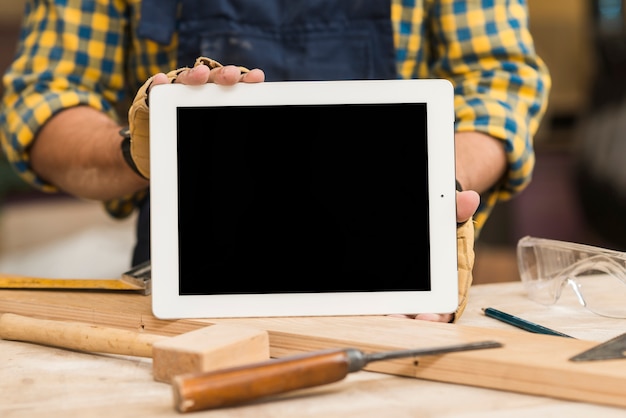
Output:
[482, 307, 574, 338]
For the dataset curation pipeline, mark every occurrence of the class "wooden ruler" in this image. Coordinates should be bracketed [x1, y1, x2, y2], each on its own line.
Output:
[0, 275, 146, 291]
[0, 261, 151, 294]
[0, 289, 624, 409]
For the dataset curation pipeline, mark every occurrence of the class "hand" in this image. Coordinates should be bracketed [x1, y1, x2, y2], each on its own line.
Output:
[127, 60, 265, 178]
[456, 189, 480, 225]
[150, 62, 265, 89]
[390, 189, 480, 323]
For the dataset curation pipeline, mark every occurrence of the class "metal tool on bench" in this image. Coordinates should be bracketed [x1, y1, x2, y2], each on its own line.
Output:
[0, 260, 151, 295]
[172, 340, 503, 413]
[569, 332, 626, 362]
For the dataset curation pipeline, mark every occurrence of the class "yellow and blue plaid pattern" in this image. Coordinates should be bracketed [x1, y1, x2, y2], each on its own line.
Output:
[393, 0, 550, 230]
[0, 0, 550, 233]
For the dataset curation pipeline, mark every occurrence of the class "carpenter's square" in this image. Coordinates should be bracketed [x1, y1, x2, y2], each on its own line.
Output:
[569, 332, 626, 362]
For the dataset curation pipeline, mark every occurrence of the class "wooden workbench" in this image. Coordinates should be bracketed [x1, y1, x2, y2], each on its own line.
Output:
[2, 281, 625, 417]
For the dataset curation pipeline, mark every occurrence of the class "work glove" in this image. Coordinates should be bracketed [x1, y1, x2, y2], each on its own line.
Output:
[452, 217, 475, 322]
[126, 57, 249, 178]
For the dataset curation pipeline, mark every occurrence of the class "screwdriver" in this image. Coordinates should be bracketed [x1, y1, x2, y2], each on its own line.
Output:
[172, 340, 502, 412]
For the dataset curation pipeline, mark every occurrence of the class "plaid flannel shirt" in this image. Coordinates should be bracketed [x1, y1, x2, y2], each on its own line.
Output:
[0, 0, 550, 235]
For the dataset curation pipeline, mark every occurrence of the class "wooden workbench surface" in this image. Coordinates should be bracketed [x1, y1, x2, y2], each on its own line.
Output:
[2, 281, 625, 417]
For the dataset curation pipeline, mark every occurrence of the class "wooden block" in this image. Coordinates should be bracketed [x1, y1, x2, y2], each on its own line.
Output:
[151, 324, 269, 383]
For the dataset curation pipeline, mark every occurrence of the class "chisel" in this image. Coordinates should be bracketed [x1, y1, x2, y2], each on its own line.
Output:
[172, 340, 503, 412]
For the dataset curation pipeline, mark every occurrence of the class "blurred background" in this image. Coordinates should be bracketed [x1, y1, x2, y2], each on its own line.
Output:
[0, 0, 625, 282]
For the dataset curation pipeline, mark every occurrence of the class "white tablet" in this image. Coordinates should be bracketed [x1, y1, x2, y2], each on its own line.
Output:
[149, 79, 458, 319]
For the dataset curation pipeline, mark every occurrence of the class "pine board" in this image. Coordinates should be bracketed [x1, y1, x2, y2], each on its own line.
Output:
[0, 289, 624, 409]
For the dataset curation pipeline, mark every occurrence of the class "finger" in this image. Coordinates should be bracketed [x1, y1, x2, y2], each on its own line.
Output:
[173, 64, 212, 85]
[146, 73, 169, 94]
[240, 68, 265, 83]
[456, 190, 480, 223]
[207, 65, 263, 85]
[414, 313, 453, 323]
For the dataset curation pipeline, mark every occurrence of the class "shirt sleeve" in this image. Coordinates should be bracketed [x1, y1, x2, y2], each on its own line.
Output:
[436, 0, 551, 230]
[0, 0, 141, 217]
[393, 0, 551, 234]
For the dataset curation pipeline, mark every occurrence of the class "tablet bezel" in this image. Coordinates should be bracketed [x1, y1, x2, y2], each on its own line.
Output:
[149, 79, 457, 319]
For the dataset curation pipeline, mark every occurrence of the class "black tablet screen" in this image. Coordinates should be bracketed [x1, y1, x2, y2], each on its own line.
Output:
[176, 103, 429, 294]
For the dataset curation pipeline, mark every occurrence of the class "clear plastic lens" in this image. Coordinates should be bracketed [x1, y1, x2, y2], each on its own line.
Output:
[572, 273, 626, 318]
[517, 236, 626, 318]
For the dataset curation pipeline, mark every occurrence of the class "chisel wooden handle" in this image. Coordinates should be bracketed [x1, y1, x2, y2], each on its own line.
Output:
[0, 313, 165, 357]
[172, 349, 352, 412]
[171, 340, 503, 412]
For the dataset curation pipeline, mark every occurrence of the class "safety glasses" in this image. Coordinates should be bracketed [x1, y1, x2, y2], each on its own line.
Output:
[517, 236, 626, 318]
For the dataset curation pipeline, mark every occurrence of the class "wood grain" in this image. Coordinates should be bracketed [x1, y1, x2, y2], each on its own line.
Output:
[0, 289, 624, 409]
[152, 324, 270, 383]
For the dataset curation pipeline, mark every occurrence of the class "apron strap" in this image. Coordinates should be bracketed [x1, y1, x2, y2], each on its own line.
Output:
[137, 0, 179, 45]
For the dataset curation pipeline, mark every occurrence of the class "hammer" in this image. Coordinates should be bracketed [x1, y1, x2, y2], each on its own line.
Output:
[0, 313, 269, 383]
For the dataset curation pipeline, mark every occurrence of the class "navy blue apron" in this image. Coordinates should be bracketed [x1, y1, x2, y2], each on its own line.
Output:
[133, 0, 396, 265]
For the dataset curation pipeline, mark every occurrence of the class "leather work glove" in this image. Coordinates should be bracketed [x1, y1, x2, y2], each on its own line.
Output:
[127, 57, 249, 178]
[452, 217, 475, 322]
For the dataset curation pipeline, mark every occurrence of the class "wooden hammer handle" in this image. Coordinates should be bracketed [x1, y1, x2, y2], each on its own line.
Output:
[0, 313, 165, 357]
